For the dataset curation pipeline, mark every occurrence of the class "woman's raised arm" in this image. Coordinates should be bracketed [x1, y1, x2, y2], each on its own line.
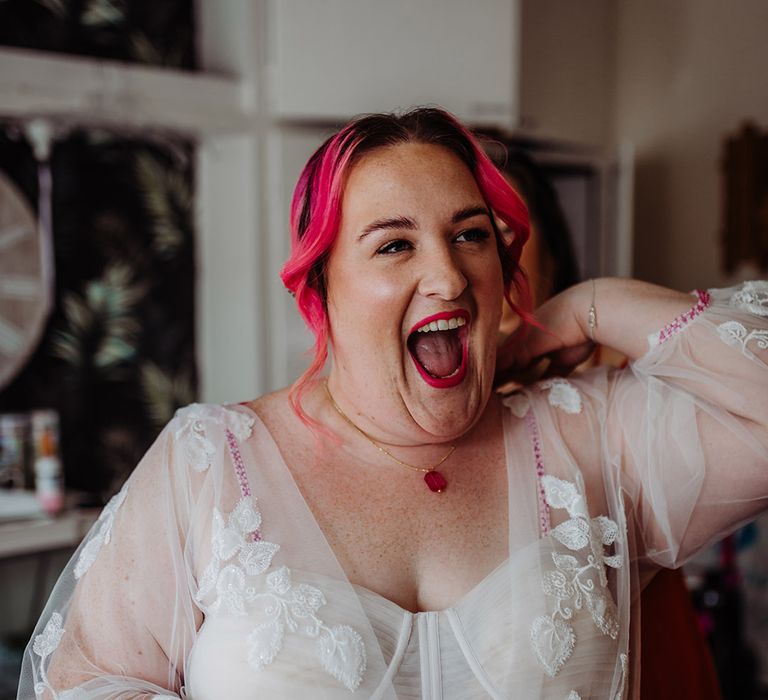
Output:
[504, 278, 768, 566]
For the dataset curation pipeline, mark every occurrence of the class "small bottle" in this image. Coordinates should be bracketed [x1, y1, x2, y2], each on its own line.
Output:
[32, 410, 64, 516]
[0, 413, 30, 489]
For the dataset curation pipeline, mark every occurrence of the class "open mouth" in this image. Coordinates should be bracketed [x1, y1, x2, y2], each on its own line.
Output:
[407, 311, 469, 388]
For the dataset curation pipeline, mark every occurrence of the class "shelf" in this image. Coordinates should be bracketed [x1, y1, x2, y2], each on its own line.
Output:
[0, 509, 98, 559]
[0, 47, 253, 135]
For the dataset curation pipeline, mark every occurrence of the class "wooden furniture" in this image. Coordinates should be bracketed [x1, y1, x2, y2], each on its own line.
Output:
[721, 122, 768, 274]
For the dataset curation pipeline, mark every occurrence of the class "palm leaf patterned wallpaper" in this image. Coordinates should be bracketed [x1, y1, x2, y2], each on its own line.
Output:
[0, 0, 195, 69]
[0, 131, 197, 497]
[0, 0, 197, 498]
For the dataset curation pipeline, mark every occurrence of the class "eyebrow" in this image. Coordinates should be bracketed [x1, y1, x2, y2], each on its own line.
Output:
[358, 215, 416, 240]
[451, 205, 492, 224]
[358, 205, 491, 241]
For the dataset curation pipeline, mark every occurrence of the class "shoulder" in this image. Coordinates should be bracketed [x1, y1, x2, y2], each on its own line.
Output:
[240, 386, 293, 429]
[174, 402, 256, 433]
[501, 366, 612, 422]
[500, 374, 604, 477]
[502, 371, 613, 510]
[161, 401, 266, 478]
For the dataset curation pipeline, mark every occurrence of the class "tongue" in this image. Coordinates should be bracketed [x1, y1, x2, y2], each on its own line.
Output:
[410, 330, 462, 378]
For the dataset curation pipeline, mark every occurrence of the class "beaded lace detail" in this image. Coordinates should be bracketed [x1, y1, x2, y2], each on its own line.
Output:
[174, 404, 254, 473]
[526, 409, 551, 536]
[195, 497, 281, 614]
[530, 475, 622, 677]
[716, 281, 768, 354]
[246, 566, 366, 691]
[716, 320, 768, 354]
[648, 289, 711, 348]
[226, 428, 252, 497]
[192, 406, 367, 692]
[730, 280, 768, 316]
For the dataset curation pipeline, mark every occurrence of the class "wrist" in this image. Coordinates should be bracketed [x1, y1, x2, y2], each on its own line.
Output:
[572, 278, 608, 343]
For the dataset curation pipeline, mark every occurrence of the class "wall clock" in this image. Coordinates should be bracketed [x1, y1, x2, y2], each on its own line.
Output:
[0, 169, 54, 390]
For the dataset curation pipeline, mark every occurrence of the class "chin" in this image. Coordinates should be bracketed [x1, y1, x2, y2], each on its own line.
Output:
[404, 364, 493, 440]
[404, 318, 497, 436]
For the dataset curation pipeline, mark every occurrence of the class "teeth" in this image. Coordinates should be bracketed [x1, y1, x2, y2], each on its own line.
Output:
[416, 316, 467, 333]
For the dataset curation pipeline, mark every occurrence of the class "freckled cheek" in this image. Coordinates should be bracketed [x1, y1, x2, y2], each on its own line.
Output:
[329, 274, 408, 347]
[365, 275, 406, 304]
[365, 279, 408, 344]
[349, 266, 409, 323]
[330, 265, 407, 304]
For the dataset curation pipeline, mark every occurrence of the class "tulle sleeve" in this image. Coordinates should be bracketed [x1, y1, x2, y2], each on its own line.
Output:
[604, 281, 768, 567]
[15, 405, 228, 700]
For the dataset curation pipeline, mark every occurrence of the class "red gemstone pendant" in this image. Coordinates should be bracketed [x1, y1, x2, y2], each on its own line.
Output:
[424, 470, 447, 493]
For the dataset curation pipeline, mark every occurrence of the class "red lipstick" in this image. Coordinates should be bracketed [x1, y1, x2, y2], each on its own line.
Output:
[408, 309, 470, 336]
[407, 310, 470, 389]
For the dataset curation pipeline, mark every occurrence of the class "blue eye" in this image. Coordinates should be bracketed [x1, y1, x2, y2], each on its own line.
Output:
[455, 228, 491, 243]
[376, 239, 412, 255]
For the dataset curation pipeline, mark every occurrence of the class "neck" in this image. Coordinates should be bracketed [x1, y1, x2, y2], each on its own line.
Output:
[317, 373, 500, 456]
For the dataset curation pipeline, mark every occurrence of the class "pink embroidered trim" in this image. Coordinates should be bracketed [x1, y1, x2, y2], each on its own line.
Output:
[525, 409, 551, 536]
[225, 428, 251, 498]
[655, 289, 712, 346]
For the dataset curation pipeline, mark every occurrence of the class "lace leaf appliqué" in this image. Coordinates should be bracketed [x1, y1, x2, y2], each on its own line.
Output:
[730, 280, 768, 317]
[32, 612, 64, 698]
[74, 484, 128, 580]
[175, 404, 254, 473]
[246, 567, 366, 690]
[530, 475, 622, 677]
[530, 615, 575, 677]
[197, 499, 366, 691]
[717, 320, 768, 355]
[716, 281, 768, 355]
[540, 379, 582, 414]
[506, 392, 531, 418]
[196, 497, 281, 614]
[317, 623, 367, 692]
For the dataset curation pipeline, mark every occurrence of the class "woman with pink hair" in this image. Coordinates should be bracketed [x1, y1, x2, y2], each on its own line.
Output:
[18, 108, 768, 699]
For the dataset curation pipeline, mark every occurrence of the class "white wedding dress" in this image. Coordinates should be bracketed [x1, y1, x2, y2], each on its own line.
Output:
[17, 282, 768, 699]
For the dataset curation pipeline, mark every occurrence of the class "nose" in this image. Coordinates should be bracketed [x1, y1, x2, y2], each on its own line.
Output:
[417, 246, 468, 301]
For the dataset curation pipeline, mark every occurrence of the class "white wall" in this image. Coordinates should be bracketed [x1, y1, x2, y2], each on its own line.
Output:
[612, 0, 768, 289]
[520, 0, 616, 147]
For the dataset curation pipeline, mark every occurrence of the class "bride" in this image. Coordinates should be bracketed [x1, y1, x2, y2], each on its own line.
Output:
[18, 107, 768, 699]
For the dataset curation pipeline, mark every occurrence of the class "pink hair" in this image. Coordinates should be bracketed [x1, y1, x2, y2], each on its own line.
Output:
[280, 108, 532, 426]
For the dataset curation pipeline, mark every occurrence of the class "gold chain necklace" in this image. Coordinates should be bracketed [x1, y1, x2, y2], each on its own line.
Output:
[323, 380, 453, 493]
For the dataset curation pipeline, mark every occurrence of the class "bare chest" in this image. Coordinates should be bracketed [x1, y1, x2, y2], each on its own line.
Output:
[282, 434, 509, 613]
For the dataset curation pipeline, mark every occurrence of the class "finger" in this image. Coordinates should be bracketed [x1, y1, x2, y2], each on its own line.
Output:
[542, 342, 595, 378]
[495, 357, 550, 389]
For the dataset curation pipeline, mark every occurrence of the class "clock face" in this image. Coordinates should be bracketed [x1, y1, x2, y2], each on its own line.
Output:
[0, 170, 53, 390]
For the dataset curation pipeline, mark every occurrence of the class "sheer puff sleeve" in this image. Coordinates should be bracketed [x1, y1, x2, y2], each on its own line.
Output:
[17, 404, 252, 700]
[599, 281, 768, 568]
